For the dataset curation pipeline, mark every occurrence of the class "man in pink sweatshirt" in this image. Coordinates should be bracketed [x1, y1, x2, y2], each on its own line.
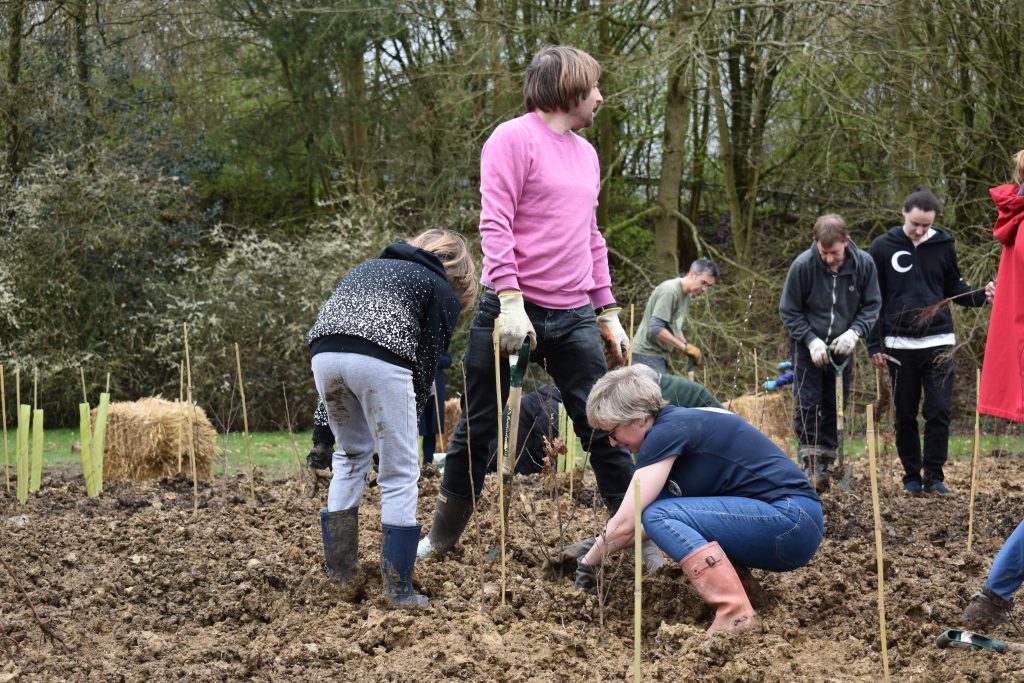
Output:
[418, 45, 635, 559]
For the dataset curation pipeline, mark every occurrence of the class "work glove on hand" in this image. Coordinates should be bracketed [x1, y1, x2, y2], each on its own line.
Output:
[685, 343, 703, 366]
[575, 560, 599, 594]
[550, 537, 597, 574]
[641, 539, 669, 574]
[496, 291, 536, 355]
[597, 307, 629, 363]
[307, 442, 333, 471]
[829, 328, 859, 357]
[807, 338, 829, 368]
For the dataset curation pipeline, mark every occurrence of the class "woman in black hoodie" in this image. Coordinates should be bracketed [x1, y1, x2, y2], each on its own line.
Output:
[308, 229, 476, 607]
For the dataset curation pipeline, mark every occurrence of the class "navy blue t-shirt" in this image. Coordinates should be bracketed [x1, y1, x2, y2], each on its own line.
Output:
[635, 406, 819, 503]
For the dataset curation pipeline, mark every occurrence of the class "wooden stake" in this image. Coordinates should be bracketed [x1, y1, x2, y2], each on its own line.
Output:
[105, 372, 110, 393]
[80, 368, 88, 404]
[234, 343, 256, 504]
[15, 369, 20, 415]
[633, 479, 642, 683]
[1, 365, 9, 493]
[866, 405, 890, 682]
[967, 368, 982, 553]
[32, 368, 37, 412]
[183, 323, 198, 516]
[493, 331, 506, 606]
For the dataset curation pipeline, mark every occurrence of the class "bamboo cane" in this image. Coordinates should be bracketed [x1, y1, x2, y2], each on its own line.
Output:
[32, 368, 37, 412]
[866, 405, 890, 682]
[183, 323, 198, 516]
[15, 369, 20, 416]
[177, 361, 184, 473]
[281, 384, 303, 473]
[628, 304, 634, 366]
[493, 331, 506, 606]
[80, 368, 87, 404]
[633, 479, 642, 683]
[17, 405, 29, 503]
[29, 409, 42, 493]
[234, 343, 256, 504]
[1, 364, 9, 493]
[753, 348, 759, 395]
[967, 368, 982, 553]
[433, 380, 443, 452]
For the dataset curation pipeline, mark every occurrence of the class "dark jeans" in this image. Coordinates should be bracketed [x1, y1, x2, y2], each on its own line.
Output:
[790, 339, 852, 450]
[440, 291, 634, 507]
[887, 345, 954, 484]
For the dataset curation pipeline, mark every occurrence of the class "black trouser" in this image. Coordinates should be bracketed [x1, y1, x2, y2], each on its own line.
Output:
[791, 339, 852, 451]
[886, 345, 954, 484]
[440, 291, 633, 508]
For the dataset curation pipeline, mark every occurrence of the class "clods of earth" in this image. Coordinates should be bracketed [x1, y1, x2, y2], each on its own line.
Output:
[3, 452, 1024, 682]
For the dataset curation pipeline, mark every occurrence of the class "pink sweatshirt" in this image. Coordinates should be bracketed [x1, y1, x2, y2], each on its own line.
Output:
[479, 112, 615, 310]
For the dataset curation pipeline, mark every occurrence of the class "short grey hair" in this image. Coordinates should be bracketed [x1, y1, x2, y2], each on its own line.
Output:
[688, 258, 719, 279]
[586, 366, 667, 431]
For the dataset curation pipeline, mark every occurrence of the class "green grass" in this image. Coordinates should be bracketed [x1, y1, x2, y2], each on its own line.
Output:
[2, 426, 1022, 485]
[1, 428, 313, 479]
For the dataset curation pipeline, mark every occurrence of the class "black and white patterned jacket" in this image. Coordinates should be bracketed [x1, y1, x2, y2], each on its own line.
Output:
[308, 242, 461, 418]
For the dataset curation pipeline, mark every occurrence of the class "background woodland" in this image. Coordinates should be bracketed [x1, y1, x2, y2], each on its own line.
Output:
[1, 0, 1017, 430]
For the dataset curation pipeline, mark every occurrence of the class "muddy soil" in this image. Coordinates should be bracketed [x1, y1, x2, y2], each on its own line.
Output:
[4, 451, 1024, 682]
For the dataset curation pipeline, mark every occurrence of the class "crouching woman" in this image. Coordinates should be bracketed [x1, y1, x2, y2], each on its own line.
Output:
[577, 365, 823, 634]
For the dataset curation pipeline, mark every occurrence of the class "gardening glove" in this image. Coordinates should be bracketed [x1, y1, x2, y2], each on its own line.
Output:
[550, 537, 597, 573]
[807, 338, 829, 368]
[641, 539, 669, 574]
[575, 560, 599, 594]
[597, 307, 629, 363]
[496, 290, 536, 355]
[763, 380, 778, 391]
[829, 328, 859, 357]
[685, 343, 703, 366]
[307, 438, 334, 471]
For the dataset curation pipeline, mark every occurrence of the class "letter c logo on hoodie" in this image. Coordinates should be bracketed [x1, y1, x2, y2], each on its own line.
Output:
[891, 251, 913, 273]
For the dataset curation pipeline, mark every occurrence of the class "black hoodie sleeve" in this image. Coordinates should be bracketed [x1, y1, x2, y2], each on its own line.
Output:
[943, 241, 987, 308]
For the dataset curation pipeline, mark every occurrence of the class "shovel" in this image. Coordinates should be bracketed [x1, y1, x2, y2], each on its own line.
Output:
[829, 349, 852, 491]
[936, 629, 1024, 654]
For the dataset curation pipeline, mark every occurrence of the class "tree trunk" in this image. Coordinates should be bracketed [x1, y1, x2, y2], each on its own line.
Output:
[4, 0, 26, 177]
[653, 56, 691, 279]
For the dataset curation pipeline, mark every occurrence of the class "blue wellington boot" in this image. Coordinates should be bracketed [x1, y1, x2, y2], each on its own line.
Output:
[320, 507, 359, 584]
[381, 523, 429, 608]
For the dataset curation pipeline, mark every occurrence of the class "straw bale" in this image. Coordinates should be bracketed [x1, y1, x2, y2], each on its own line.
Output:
[98, 396, 216, 481]
[441, 398, 462, 452]
[722, 392, 794, 457]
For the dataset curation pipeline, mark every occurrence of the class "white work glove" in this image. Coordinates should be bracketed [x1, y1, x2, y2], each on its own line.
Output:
[807, 338, 829, 368]
[496, 290, 536, 354]
[829, 328, 860, 357]
[597, 307, 629, 363]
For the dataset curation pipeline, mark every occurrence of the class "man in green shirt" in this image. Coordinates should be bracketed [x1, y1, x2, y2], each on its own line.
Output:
[631, 258, 719, 374]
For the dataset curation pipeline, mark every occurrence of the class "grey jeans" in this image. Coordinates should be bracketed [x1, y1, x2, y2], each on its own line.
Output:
[311, 352, 419, 526]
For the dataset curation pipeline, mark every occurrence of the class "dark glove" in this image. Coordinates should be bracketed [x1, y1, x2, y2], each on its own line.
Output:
[306, 441, 333, 471]
[550, 537, 596, 573]
[575, 560, 599, 594]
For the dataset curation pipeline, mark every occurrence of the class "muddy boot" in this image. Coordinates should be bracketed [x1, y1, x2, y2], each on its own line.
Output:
[381, 523, 429, 608]
[963, 588, 1013, 629]
[799, 446, 821, 481]
[680, 541, 755, 635]
[733, 563, 768, 609]
[416, 489, 474, 559]
[320, 507, 358, 584]
[814, 449, 835, 494]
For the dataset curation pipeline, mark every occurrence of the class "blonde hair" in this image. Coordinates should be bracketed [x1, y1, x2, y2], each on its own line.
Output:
[523, 45, 601, 114]
[586, 365, 666, 431]
[1013, 149, 1024, 186]
[407, 229, 478, 310]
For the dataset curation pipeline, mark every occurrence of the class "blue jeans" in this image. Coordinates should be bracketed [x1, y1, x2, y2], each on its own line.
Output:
[631, 352, 668, 375]
[440, 291, 634, 507]
[987, 519, 1024, 601]
[641, 494, 824, 572]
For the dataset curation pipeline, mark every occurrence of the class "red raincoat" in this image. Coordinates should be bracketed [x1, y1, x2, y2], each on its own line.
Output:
[978, 184, 1024, 421]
